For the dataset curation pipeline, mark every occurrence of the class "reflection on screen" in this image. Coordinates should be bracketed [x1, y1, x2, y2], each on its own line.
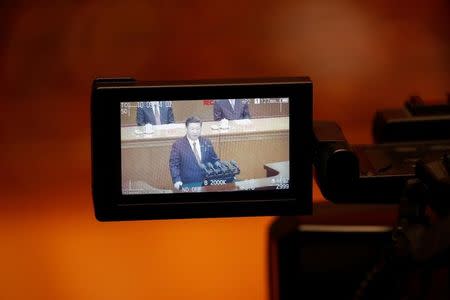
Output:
[120, 98, 289, 195]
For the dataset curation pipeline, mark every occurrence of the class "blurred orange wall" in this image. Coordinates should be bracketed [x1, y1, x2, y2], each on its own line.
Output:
[0, 1, 448, 299]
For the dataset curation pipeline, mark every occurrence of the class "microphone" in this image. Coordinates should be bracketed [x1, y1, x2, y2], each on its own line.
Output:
[230, 160, 240, 174]
[223, 160, 233, 169]
[200, 163, 212, 175]
[215, 161, 228, 173]
[208, 162, 220, 174]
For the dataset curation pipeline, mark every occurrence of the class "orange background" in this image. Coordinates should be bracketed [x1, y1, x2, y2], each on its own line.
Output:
[0, 1, 448, 299]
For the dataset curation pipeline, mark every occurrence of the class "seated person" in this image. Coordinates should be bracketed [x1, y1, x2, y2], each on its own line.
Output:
[136, 101, 174, 125]
[213, 99, 251, 121]
[169, 116, 220, 189]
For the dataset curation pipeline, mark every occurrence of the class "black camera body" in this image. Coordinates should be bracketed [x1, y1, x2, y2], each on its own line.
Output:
[91, 77, 449, 297]
[314, 122, 450, 203]
[91, 75, 448, 220]
[373, 95, 450, 143]
[314, 97, 450, 204]
[270, 97, 450, 300]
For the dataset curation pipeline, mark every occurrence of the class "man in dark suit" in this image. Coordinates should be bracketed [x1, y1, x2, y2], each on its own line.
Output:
[169, 116, 220, 189]
[213, 99, 251, 121]
[136, 101, 175, 126]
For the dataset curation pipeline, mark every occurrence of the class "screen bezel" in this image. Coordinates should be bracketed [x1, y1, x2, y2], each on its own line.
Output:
[91, 78, 312, 220]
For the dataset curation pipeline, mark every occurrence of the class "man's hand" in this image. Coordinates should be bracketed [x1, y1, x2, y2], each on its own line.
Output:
[174, 181, 183, 190]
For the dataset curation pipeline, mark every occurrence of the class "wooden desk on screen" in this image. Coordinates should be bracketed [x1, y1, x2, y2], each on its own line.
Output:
[121, 117, 289, 190]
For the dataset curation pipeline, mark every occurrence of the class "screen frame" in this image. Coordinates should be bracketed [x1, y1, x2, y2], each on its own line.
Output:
[91, 77, 312, 220]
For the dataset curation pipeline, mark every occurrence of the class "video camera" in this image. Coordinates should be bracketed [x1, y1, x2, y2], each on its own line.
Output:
[270, 96, 450, 300]
[91, 77, 449, 298]
[91, 77, 449, 217]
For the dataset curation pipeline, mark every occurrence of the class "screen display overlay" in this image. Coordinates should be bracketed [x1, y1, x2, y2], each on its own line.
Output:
[120, 98, 289, 195]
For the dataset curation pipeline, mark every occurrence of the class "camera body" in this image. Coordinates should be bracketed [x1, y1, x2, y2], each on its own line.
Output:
[91, 78, 449, 297]
[271, 97, 450, 300]
[314, 121, 450, 204]
[373, 95, 450, 143]
[92, 76, 449, 220]
[314, 96, 450, 204]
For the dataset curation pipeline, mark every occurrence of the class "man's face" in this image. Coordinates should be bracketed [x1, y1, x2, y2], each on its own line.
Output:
[186, 122, 202, 140]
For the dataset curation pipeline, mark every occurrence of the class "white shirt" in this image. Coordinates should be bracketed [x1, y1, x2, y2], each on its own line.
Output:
[229, 99, 235, 110]
[187, 137, 202, 162]
[150, 102, 160, 114]
[150, 102, 161, 124]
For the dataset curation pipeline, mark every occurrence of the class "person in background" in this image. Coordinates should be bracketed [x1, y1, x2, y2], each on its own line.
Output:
[213, 99, 250, 121]
[136, 101, 174, 125]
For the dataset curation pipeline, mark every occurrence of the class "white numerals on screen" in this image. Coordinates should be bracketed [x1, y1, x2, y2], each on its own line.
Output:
[209, 180, 226, 185]
[276, 183, 289, 190]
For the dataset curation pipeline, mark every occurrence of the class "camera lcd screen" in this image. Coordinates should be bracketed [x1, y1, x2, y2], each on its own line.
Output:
[120, 98, 290, 195]
[91, 77, 312, 220]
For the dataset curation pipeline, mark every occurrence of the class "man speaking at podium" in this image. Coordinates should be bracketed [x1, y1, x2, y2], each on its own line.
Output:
[213, 99, 251, 121]
[136, 101, 175, 126]
[169, 116, 220, 190]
